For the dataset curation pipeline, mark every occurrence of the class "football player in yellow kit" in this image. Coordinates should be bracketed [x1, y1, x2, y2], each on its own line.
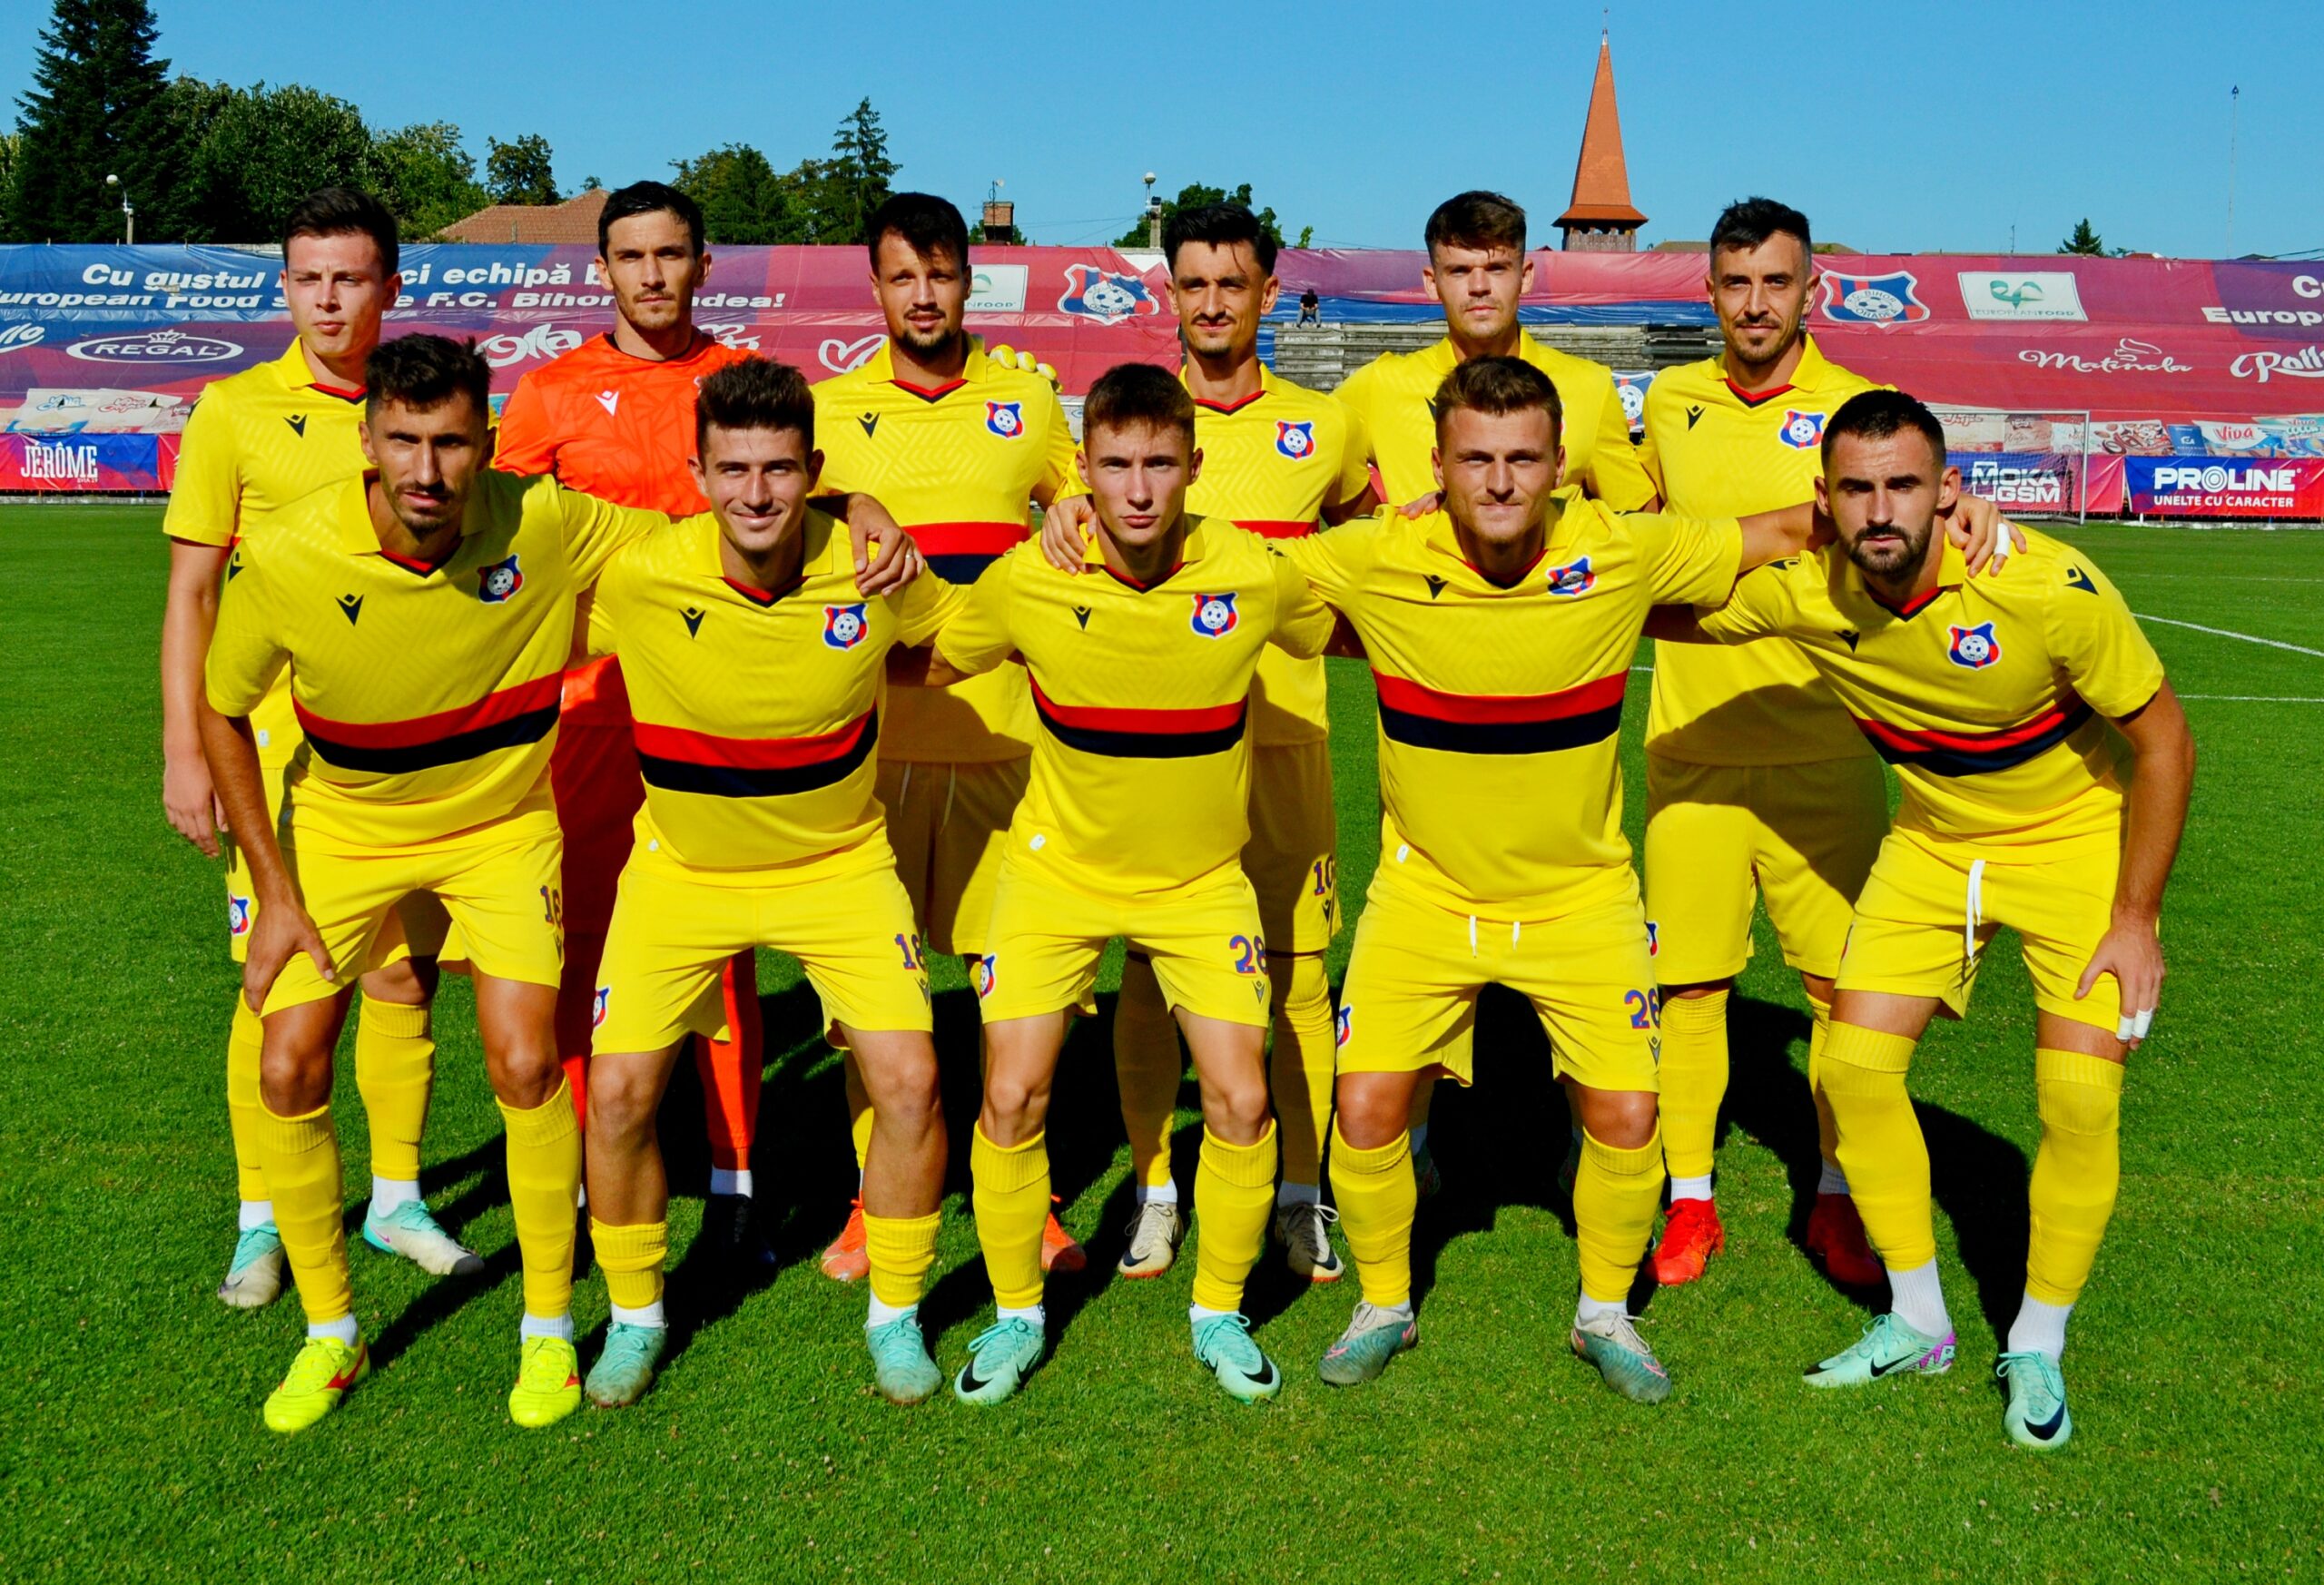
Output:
[1046, 202, 1370, 1285]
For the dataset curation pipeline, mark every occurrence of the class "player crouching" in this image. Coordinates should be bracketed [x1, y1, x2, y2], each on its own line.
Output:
[582, 359, 960, 1406]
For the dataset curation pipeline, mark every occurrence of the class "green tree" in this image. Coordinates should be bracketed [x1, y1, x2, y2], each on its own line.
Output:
[822, 98, 897, 244]
[671, 143, 825, 244]
[371, 121, 488, 241]
[1115, 182, 1295, 251]
[485, 133, 558, 205]
[5, 0, 187, 241]
[178, 83, 372, 241]
[2058, 218, 2105, 256]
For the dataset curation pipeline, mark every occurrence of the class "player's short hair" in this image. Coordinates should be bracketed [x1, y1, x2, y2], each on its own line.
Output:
[694, 357, 816, 455]
[1822, 389, 1948, 470]
[281, 187, 399, 278]
[365, 335, 488, 420]
[1430, 355, 1563, 444]
[598, 181, 704, 257]
[867, 192, 969, 271]
[1082, 362, 1196, 449]
[1709, 196, 1813, 261]
[1424, 191, 1526, 258]
[1163, 202, 1277, 277]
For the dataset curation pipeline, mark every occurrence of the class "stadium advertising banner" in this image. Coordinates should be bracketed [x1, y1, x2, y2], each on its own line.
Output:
[0, 431, 175, 490]
[2123, 455, 2324, 517]
[0, 242, 1181, 438]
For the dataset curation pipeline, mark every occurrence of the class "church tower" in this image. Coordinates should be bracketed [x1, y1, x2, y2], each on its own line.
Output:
[1555, 33, 1648, 252]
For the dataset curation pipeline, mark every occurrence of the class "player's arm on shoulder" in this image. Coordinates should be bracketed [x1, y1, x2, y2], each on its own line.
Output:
[1269, 511, 1373, 612]
[1685, 557, 1797, 645]
[807, 491, 923, 596]
[1038, 491, 1098, 572]
[922, 550, 1017, 686]
[1266, 547, 1336, 657]
[1322, 393, 1378, 524]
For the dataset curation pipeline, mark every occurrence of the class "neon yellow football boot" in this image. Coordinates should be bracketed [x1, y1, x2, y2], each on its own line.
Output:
[262, 1335, 368, 1433]
[508, 1335, 582, 1429]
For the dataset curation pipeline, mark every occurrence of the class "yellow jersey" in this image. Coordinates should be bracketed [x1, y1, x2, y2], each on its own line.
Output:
[165, 340, 370, 763]
[1694, 530, 2165, 846]
[1281, 495, 1740, 913]
[812, 337, 1083, 764]
[932, 519, 1334, 899]
[205, 469, 664, 852]
[593, 511, 964, 873]
[1184, 363, 1371, 745]
[1334, 331, 1656, 513]
[1639, 336, 1881, 765]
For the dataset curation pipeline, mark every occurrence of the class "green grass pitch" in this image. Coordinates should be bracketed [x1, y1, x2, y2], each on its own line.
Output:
[3, 506, 2319, 1580]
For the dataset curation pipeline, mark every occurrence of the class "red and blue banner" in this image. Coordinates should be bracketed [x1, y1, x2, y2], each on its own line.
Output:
[0, 431, 174, 490]
[2123, 456, 2324, 517]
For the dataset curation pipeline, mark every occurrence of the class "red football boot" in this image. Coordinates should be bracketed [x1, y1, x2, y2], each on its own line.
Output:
[1806, 1192, 1884, 1286]
[1039, 1196, 1086, 1274]
[1650, 1197, 1726, 1285]
[819, 1196, 870, 1283]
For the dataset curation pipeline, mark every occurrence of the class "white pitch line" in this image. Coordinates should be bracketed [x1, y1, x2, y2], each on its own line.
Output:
[2180, 694, 2324, 703]
[2134, 615, 2324, 658]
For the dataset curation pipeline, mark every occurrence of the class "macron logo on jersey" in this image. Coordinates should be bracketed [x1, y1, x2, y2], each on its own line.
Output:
[595, 390, 619, 418]
[478, 555, 524, 605]
[985, 400, 1024, 438]
[1275, 419, 1315, 460]
[1778, 409, 1827, 449]
[1947, 621, 2002, 670]
[1191, 592, 1239, 637]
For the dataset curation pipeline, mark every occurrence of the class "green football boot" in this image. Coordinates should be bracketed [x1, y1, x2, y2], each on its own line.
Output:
[866, 1313, 942, 1405]
[1319, 1302, 1418, 1386]
[1570, 1312, 1672, 1404]
[1191, 1313, 1282, 1403]
[1998, 1352, 2073, 1452]
[585, 1322, 666, 1408]
[953, 1317, 1044, 1405]
[1803, 1313, 1956, 1388]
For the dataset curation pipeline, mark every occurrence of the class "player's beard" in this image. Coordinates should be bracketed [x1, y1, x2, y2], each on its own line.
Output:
[1845, 517, 1934, 583]
[894, 321, 961, 361]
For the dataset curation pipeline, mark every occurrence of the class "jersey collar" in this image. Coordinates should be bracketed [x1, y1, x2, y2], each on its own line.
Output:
[1417, 488, 1584, 586]
[332, 471, 491, 556]
[1179, 361, 1277, 414]
[1078, 512, 1210, 585]
[272, 338, 365, 403]
[1720, 334, 1843, 407]
[1846, 534, 1968, 616]
[863, 334, 991, 398]
[688, 508, 842, 590]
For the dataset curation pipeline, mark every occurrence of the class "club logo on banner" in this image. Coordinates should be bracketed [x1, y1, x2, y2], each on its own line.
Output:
[1819, 271, 1931, 327]
[1059, 263, 1159, 325]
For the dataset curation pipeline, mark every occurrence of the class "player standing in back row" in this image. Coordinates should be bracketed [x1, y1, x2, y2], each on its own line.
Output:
[812, 192, 1086, 1281]
[1637, 199, 1887, 1289]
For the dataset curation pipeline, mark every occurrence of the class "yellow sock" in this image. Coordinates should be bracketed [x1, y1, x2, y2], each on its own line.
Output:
[1805, 993, 1840, 1169]
[1269, 956, 1336, 1189]
[1191, 1123, 1277, 1312]
[497, 1078, 582, 1320]
[1574, 1126, 1664, 1304]
[1113, 956, 1182, 1191]
[354, 998, 434, 1184]
[590, 1216, 668, 1313]
[1656, 989, 1728, 1184]
[1819, 1023, 1934, 1268]
[864, 1211, 942, 1309]
[226, 999, 269, 1203]
[843, 1052, 875, 1176]
[2026, 1048, 2123, 1306]
[1328, 1121, 1415, 1308]
[970, 1124, 1050, 1310]
[256, 1101, 350, 1324]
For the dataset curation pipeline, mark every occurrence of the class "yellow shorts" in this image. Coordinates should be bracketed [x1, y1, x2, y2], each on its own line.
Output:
[593, 840, 930, 1053]
[876, 756, 1028, 957]
[1245, 740, 1339, 957]
[1335, 872, 1662, 1095]
[1837, 826, 2128, 1033]
[976, 861, 1273, 1029]
[226, 757, 452, 969]
[267, 811, 564, 1014]
[1643, 752, 1887, 985]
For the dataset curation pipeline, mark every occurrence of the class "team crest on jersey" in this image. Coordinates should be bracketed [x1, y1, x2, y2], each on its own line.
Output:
[478, 554, 524, 604]
[1334, 1005, 1354, 1048]
[1645, 920, 1659, 958]
[1777, 409, 1827, 449]
[1546, 556, 1596, 596]
[823, 603, 870, 650]
[1819, 271, 1931, 327]
[591, 987, 610, 1029]
[1190, 592, 1240, 637]
[1058, 263, 1159, 326]
[1275, 419, 1315, 460]
[229, 894, 252, 938]
[1946, 621, 2001, 670]
[985, 399, 1025, 438]
[971, 955, 997, 999]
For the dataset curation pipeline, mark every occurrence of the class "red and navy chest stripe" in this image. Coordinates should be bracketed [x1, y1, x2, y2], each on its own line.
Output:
[1853, 701, 2091, 776]
[1029, 677, 1246, 758]
[634, 709, 879, 797]
[1373, 669, 1626, 754]
[911, 521, 1026, 584]
[296, 674, 562, 774]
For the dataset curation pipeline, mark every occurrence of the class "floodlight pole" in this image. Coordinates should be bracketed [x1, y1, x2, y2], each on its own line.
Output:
[2227, 85, 2240, 255]
[105, 173, 133, 244]
[1143, 172, 1160, 251]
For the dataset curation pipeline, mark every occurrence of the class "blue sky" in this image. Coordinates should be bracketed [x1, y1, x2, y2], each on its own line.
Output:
[6, 0, 2319, 258]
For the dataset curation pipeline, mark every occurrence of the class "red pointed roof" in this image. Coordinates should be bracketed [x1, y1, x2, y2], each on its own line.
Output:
[1557, 35, 1648, 229]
